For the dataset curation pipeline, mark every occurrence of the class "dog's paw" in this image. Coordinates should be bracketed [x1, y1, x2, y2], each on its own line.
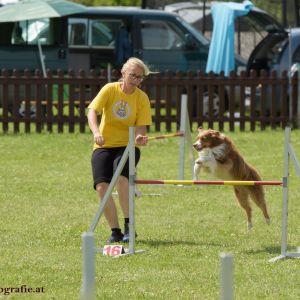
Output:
[247, 222, 253, 231]
[135, 189, 142, 197]
[265, 218, 271, 225]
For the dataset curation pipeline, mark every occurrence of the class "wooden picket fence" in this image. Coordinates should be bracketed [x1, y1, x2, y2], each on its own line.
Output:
[0, 68, 299, 133]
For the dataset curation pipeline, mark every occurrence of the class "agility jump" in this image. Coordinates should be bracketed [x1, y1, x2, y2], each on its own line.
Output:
[127, 127, 300, 263]
[80, 111, 300, 299]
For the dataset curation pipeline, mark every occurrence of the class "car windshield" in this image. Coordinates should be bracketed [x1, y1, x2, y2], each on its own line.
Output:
[68, 18, 121, 47]
[9, 19, 52, 45]
[27, 19, 49, 43]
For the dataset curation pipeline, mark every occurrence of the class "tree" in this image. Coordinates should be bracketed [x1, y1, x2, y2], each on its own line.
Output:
[74, 0, 141, 6]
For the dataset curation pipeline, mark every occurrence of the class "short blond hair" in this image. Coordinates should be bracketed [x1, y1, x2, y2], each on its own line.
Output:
[121, 57, 151, 76]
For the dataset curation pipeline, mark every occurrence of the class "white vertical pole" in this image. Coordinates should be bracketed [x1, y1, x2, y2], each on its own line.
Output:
[35, 21, 47, 79]
[280, 127, 290, 257]
[80, 232, 96, 300]
[184, 103, 196, 180]
[220, 253, 234, 300]
[297, 65, 300, 127]
[288, 29, 293, 120]
[128, 126, 136, 254]
[179, 94, 187, 180]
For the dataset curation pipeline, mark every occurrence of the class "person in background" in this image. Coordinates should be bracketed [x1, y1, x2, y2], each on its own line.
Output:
[14, 24, 25, 44]
[114, 20, 132, 69]
[87, 57, 152, 243]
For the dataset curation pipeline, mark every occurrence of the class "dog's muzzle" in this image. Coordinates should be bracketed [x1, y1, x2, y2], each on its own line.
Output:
[193, 141, 202, 152]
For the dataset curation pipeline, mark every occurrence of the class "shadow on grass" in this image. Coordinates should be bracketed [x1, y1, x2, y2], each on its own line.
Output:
[243, 245, 291, 255]
[137, 239, 223, 247]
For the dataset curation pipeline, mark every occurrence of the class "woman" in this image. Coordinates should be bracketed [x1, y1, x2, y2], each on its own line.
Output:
[87, 57, 152, 243]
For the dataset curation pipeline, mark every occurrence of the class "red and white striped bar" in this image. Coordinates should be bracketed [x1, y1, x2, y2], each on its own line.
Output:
[147, 132, 184, 141]
[135, 179, 283, 186]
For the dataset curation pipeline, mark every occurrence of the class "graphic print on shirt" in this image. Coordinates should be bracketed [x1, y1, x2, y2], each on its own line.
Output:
[112, 100, 131, 119]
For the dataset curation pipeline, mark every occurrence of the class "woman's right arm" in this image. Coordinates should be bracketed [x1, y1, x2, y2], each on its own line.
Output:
[87, 108, 104, 146]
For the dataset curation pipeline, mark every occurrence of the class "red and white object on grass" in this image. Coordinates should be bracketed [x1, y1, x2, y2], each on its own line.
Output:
[103, 245, 125, 256]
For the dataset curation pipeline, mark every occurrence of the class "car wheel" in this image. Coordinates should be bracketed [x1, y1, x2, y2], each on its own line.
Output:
[18, 102, 38, 118]
[202, 90, 228, 116]
[203, 90, 220, 116]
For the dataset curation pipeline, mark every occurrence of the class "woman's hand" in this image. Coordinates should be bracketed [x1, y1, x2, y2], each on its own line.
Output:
[94, 132, 105, 146]
[88, 108, 104, 146]
[135, 134, 148, 146]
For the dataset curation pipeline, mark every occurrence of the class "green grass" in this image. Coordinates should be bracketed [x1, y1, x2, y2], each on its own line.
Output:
[0, 128, 300, 299]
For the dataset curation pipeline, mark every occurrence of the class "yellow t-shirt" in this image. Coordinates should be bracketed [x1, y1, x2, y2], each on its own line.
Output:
[88, 82, 152, 149]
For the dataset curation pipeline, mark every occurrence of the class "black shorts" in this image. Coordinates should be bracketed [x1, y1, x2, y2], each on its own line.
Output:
[91, 147, 141, 189]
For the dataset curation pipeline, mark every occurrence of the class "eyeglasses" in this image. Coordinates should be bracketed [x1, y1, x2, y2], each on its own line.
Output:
[128, 73, 144, 81]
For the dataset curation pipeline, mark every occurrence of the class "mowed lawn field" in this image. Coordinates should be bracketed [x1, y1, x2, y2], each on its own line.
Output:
[0, 127, 300, 299]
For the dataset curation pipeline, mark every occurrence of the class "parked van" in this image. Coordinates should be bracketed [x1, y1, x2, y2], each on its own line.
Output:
[0, 6, 246, 74]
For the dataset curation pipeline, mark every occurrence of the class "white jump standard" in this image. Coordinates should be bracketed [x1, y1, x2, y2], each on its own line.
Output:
[80, 96, 194, 299]
[269, 127, 300, 262]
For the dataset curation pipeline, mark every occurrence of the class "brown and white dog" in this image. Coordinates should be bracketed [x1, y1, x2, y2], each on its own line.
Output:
[193, 128, 270, 230]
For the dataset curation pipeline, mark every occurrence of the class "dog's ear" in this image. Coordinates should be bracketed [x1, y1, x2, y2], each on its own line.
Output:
[207, 128, 218, 136]
[210, 130, 225, 140]
[215, 131, 226, 139]
[210, 132, 219, 139]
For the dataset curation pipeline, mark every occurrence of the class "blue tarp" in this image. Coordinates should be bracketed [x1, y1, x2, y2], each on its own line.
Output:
[206, 1, 253, 76]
